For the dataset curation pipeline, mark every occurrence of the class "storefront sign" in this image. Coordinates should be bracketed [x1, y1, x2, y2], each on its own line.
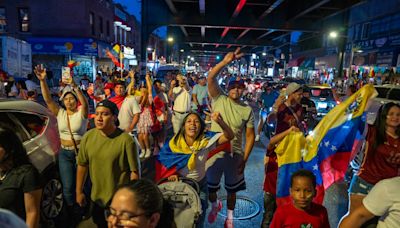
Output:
[27, 37, 98, 56]
[376, 51, 394, 66]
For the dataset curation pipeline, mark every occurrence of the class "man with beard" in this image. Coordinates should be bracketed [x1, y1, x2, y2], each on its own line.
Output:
[76, 100, 140, 227]
[206, 48, 255, 228]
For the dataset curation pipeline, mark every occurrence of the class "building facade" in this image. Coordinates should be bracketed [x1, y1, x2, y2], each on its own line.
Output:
[0, 0, 139, 84]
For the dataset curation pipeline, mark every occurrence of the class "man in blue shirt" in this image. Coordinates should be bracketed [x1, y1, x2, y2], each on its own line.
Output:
[256, 84, 278, 141]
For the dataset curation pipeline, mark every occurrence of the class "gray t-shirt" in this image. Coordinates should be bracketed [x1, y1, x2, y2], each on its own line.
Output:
[210, 94, 254, 154]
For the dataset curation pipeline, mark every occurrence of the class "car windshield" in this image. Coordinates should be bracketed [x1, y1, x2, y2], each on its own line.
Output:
[310, 88, 333, 99]
[388, 88, 400, 100]
[375, 87, 390, 99]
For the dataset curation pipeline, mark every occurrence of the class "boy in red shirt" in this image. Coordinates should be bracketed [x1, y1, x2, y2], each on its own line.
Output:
[270, 169, 330, 228]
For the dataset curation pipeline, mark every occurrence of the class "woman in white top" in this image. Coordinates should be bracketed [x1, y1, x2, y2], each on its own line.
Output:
[158, 111, 233, 228]
[34, 65, 88, 222]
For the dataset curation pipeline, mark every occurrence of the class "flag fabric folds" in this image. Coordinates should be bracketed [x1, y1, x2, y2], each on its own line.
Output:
[274, 84, 377, 206]
[155, 131, 227, 181]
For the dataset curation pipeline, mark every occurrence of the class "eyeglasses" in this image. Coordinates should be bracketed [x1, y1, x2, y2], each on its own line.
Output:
[104, 206, 147, 225]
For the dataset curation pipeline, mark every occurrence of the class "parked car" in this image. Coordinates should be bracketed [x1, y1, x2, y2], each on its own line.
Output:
[367, 84, 400, 124]
[307, 85, 339, 118]
[0, 99, 63, 226]
[154, 64, 183, 80]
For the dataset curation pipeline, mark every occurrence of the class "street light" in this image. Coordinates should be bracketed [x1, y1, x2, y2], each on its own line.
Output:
[328, 30, 352, 79]
[329, 31, 338, 38]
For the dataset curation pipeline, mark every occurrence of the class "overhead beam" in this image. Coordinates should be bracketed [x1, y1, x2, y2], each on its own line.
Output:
[258, 0, 285, 20]
[291, 0, 331, 20]
[257, 29, 276, 39]
[221, 27, 230, 38]
[182, 36, 273, 46]
[164, 0, 177, 14]
[232, 0, 247, 18]
[168, 22, 319, 33]
[236, 28, 250, 40]
[201, 26, 205, 38]
[199, 0, 205, 14]
[180, 26, 188, 37]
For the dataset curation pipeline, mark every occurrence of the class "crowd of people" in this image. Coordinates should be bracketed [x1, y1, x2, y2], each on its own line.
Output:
[0, 47, 399, 228]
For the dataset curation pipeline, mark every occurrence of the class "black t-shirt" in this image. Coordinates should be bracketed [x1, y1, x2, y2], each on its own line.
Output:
[0, 164, 42, 220]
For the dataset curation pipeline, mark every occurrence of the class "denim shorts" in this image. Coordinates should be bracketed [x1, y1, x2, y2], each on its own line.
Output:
[348, 175, 374, 195]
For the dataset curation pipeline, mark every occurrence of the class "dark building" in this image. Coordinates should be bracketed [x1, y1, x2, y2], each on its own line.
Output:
[344, 0, 400, 77]
[0, 0, 139, 83]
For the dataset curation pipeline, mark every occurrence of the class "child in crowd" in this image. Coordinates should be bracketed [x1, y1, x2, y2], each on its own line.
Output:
[270, 169, 330, 228]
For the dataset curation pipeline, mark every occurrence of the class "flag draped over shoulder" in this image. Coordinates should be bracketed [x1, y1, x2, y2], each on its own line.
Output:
[155, 131, 224, 181]
[274, 84, 377, 206]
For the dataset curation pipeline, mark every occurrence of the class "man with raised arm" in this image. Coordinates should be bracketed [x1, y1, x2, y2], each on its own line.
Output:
[206, 48, 255, 228]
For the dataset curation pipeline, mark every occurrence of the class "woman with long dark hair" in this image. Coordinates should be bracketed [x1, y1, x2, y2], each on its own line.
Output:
[34, 64, 89, 223]
[347, 102, 400, 215]
[157, 111, 234, 228]
[0, 127, 42, 228]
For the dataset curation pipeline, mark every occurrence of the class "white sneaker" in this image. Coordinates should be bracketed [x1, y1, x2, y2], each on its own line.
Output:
[139, 150, 145, 159]
[255, 135, 260, 142]
[144, 149, 152, 158]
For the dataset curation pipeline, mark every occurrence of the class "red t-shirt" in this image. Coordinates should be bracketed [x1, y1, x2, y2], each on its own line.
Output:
[270, 202, 330, 228]
[358, 125, 400, 184]
[109, 95, 125, 110]
[276, 103, 303, 134]
[263, 147, 278, 194]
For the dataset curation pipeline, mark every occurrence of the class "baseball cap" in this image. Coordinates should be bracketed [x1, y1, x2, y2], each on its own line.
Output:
[285, 82, 302, 96]
[227, 79, 245, 91]
[96, 99, 119, 116]
[104, 82, 114, 90]
[59, 86, 78, 101]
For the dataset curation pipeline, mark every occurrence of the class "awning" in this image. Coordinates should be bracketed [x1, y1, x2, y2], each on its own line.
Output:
[287, 56, 305, 67]
[27, 37, 98, 56]
[299, 57, 315, 69]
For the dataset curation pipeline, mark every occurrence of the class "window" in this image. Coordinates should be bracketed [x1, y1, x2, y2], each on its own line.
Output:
[361, 23, 370, 39]
[0, 8, 6, 32]
[388, 88, 400, 100]
[99, 16, 103, 35]
[90, 12, 95, 35]
[18, 8, 30, 32]
[0, 112, 47, 141]
[106, 20, 110, 37]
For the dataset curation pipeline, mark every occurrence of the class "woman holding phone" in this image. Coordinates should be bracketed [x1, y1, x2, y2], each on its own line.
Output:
[34, 64, 89, 225]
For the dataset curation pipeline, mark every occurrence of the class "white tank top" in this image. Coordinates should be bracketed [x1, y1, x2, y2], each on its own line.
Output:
[57, 108, 88, 141]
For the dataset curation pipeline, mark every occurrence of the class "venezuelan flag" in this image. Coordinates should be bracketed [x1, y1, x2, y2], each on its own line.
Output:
[275, 84, 377, 206]
[155, 131, 229, 181]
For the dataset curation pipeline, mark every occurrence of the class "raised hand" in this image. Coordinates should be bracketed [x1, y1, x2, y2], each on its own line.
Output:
[211, 111, 223, 123]
[222, 48, 244, 64]
[34, 64, 47, 81]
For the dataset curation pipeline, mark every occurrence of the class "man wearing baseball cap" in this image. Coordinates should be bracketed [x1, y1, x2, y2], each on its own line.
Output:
[76, 99, 140, 227]
[261, 82, 304, 227]
[206, 48, 255, 228]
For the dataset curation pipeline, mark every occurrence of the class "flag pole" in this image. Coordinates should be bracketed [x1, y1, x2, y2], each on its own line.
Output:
[120, 45, 124, 79]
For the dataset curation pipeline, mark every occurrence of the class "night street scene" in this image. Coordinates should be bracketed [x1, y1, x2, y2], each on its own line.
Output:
[0, 0, 400, 228]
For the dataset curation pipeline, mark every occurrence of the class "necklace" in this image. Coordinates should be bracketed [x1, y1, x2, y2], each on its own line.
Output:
[0, 170, 9, 181]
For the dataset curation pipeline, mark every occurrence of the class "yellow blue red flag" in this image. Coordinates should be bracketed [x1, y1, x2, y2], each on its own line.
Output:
[275, 84, 377, 206]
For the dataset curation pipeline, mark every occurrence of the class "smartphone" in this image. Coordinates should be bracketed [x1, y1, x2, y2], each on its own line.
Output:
[61, 67, 72, 84]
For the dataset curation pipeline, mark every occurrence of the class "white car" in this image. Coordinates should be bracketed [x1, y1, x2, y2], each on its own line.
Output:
[367, 85, 400, 124]
[0, 99, 63, 226]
